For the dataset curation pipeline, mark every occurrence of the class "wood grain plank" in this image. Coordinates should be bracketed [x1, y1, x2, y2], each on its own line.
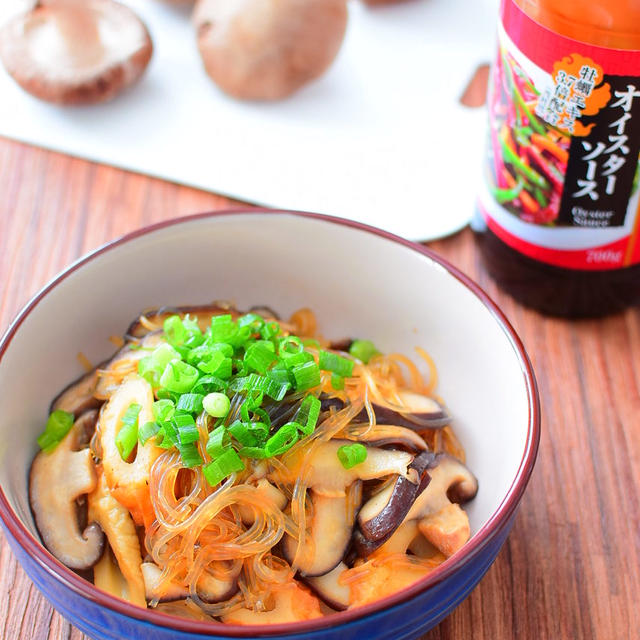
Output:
[1, 136, 639, 640]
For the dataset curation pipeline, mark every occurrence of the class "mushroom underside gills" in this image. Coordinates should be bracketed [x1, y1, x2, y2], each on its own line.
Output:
[0, 0, 153, 104]
[303, 562, 350, 611]
[282, 490, 355, 578]
[29, 417, 105, 570]
[357, 451, 435, 549]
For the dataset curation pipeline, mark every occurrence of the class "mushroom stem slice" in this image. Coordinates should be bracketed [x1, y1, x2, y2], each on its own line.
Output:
[29, 414, 105, 570]
[0, 0, 153, 105]
[282, 489, 356, 578]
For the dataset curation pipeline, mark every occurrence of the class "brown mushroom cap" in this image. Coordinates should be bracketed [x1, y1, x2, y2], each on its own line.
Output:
[193, 0, 348, 101]
[0, 0, 153, 104]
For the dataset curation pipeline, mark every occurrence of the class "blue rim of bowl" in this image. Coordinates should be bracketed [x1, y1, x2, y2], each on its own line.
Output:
[0, 208, 540, 637]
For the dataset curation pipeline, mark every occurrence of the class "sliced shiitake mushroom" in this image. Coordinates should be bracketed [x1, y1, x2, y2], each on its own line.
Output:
[29, 410, 105, 570]
[193, 0, 348, 101]
[370, 391, 451, 430]
[50, 330, 163, 416]
[0, 0, 153, 105]
[50, 369, 102, 418]
[282, 487, 358, 577]
[125, 305, 240, 339]
[283, 440, 414, 497]
[344, 424, 429, 453]
[141, 562, 240, 604]
[303, 562, 350, 611]
[320, 390, 451, 431]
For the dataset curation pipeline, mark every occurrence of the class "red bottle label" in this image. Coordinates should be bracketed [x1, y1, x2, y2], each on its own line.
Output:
[478, 0, 640, 270]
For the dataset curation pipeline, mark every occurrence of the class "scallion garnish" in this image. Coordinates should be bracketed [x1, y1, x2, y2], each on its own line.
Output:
[291, 360, 321, 391]
[121, 310, 383, 478]
[318, 350, 354, 377]
[203, 448, 245, 486]
[203, 392, 231, 418]
[116, 403, 142, 460]
[337, 443, 368, 469]
[37, 410, 75, 452]
[349, 339, 380, 364]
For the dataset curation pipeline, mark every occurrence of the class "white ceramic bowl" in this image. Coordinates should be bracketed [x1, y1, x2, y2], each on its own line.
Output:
[0, 210, 539, 640]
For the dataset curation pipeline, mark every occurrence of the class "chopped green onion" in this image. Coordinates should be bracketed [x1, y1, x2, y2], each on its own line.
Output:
[191, 375, 227, 395]
[331, 374, 345, 390]
[229, 373, 289, 401]
[267, 365, 293, 387]
[159, 361, 199, 393]
[294, 395, 321, 435]
[153, 399, 175, 422]
[116, 403, 142, 460]
[210, 315, 237, 342]
[175, 414, 199, 445]
[176, 393, 204, 414]
[37, 410, 75, 452]
[237, 313, 265, 332]
[206, 425, 230, 458]
[203, 392, 230, 418]
[244, 341, 276, 374]
[260, 320, 281, 340]
[178, 442, 203, 468]
[291, 361, 321, 391]
[337, 443, 368, 469]
[265, 424, 299, 457]
[318, 350, 354, 377]
[203, 448, 244, 486]
[349, 340, 380, 364]
[237, 446, 268, 459]
[164, 315, 187, 346]
[138, 421, 160, 445]
[228, 420, 259, 447]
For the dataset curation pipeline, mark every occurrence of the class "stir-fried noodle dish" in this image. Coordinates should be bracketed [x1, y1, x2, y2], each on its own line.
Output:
[30, 305, 478, 624]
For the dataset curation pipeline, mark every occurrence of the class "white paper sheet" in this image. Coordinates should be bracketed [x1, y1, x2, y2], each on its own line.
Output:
[0, 0, 498, 240]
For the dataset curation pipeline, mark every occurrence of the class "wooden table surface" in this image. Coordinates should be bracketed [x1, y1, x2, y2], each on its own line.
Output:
[0, 136, 638, 640]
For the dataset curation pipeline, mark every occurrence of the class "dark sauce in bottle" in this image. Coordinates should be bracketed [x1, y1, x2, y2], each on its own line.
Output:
[476, 0, 640, 317]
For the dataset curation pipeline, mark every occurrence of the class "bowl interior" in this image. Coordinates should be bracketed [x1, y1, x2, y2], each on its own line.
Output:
[0, 212, 531, 572]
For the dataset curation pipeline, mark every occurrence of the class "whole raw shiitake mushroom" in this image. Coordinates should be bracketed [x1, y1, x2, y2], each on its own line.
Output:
[193, 0, 348, 101]
[0, 0, 153, 105]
